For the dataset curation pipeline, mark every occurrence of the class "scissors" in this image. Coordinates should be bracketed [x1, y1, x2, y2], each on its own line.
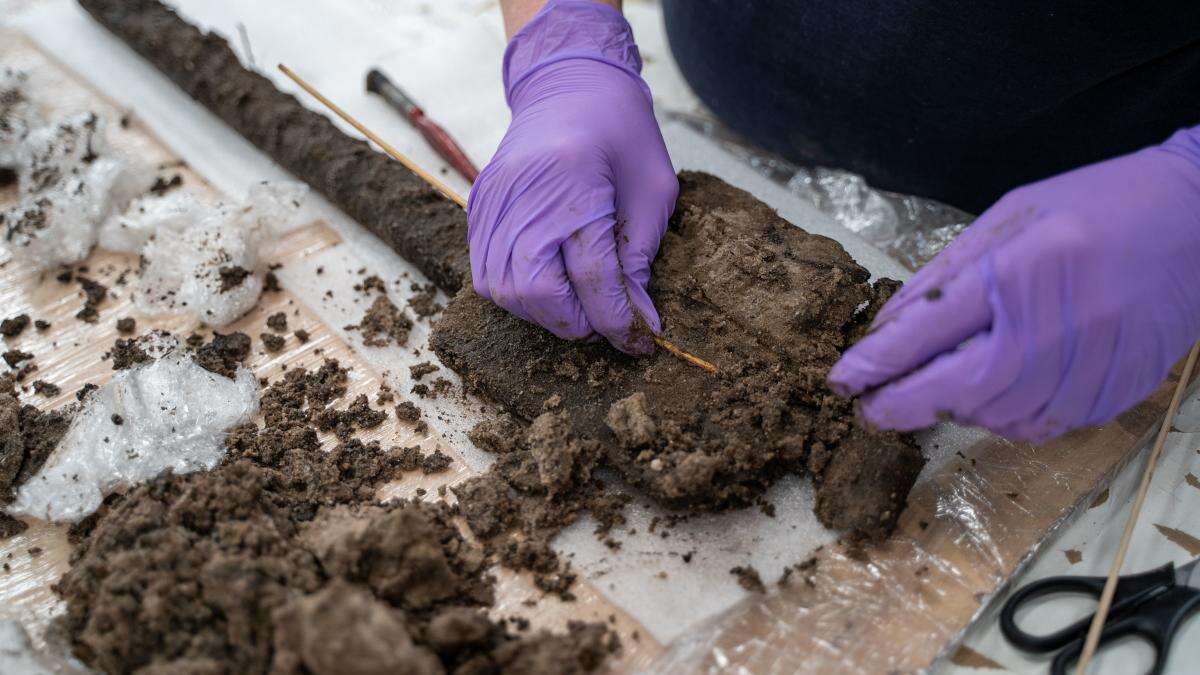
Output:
[1000, 558, 1200, 674]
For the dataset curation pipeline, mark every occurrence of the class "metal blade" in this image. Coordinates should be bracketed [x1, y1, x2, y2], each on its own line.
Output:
[1175, 557, 1200, 588]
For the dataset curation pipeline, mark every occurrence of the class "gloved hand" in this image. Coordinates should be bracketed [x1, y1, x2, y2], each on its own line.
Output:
[467, 0, 678, 355]
[830, 126, 1200, 442]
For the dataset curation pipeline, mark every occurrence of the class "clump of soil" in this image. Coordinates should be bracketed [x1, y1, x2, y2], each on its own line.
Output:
[107, 337, 150, 370]
[74, 275, 107, 323]
[313, 393, 387, 441]
[266, 311, 288, 332]
[217, 264, 251, 292]
[2, 349, 32, 369]
[454, 412, 630, 599]
[114, 316, 135, 334]
[353, 274, 386, 294]
[31, 379, 60, 397]
[260, 332, 285, 353]
[410, 361, 438, 381]
[408, 282, 442, 319]
[349, 295, 412, 348]
[55, 358, 617, 674]
[396, 446, 453, 474]
[193, 331, 252, 378]
[0, 314, 29, 337]
[434, 172, 925, 542]
[0, 375, 72, 538]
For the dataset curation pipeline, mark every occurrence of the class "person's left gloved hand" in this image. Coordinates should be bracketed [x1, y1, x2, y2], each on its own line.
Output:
[829, 126, 1200, 442]
[467, 0, 678, 355]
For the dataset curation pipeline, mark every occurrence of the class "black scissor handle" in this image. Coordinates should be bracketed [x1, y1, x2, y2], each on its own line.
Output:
[1000, 563, 1176, 652]
[1049, 586, 1200, 675]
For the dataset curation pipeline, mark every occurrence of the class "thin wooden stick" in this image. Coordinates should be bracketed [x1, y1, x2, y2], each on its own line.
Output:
[278, 64, 719, 375]
[278, 64, 466, 209]
[653, 334, 717, 373]
[1074, 339, 1200, 674]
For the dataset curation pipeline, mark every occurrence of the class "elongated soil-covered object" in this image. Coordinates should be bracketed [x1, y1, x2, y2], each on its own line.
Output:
[77, 0, 470, 293]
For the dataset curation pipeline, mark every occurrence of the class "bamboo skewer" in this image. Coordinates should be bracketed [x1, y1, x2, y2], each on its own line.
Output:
[1073, 339, 1200, 674]
[278, 64, 719, 375]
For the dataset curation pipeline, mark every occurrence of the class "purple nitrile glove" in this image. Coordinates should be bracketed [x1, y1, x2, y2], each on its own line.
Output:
[829, 126, 1200, 442]
[467, 0, 678, 355]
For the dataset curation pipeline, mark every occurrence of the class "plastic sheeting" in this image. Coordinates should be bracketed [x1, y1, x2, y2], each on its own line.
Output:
[4, 2, 1175, 673]
[667, 111, 974, 272]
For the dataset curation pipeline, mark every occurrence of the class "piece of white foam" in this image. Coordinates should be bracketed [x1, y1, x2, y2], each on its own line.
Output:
[2, 108, 150, 269]
[132, 181, 307, 326]
[8, 333, 259, 523]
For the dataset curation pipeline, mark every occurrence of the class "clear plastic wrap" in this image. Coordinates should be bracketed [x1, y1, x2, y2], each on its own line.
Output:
[9, 333, 260, 523]
[665, 111, 974, 271]
[6, 4, 1177, 672]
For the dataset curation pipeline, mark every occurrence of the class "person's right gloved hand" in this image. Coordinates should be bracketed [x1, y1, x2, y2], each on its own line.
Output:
[467, 0, 678, 355]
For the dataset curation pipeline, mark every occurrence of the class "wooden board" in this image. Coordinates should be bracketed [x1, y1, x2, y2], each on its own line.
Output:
[0, 31, 663, 671]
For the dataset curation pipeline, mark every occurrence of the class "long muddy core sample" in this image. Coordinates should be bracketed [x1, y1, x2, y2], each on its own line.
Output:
[435, 172, 924, 540]
[77, 0, 470, 294]
[75, 0, 924, 539]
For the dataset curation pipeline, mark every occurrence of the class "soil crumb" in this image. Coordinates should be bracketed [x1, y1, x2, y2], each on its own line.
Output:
[349, 295, 412, 348]
[730, 565, 765, 593]
[408, 282, 443, 319]
[260, 332, 285, 353]
[266, 311, 287, 332]
[194, 331, 252, 378]
[114, 317, 135, 334]
[434, 172, 924, 543]
[410, 361, 438, 381]
[217, 264, 251, 292]
[54, 356, 618, 673]
[74, 275, 107, 323]
[0, 314, 29, 338]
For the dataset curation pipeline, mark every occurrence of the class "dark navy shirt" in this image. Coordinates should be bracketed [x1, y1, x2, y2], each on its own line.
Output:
[661, 1, 1200, 212]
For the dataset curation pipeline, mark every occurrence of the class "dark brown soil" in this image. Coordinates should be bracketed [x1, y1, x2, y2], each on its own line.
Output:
[410, 361, 438, 381]
[56, 358, 618, 674]
[454, 412, 630, 599]
[408, 282, 443, 319]
[266, 311, 288, 332]
[74, 275, 107, 323]
[349, 295, 412, 348]
[31, 380, 60, 397]
[0, 314, 29, 337]
[194, 331, 252, 378]
[107, 337, 150, 370]
[261, 332, 286, 353]
[78, 0, 470, 294]
[2, 349, 32, 369]
[435, 172, 924, 542]
[217, 264, 251, 292]
[114, 316, 135, 334]
[0, 375, 72, 537]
